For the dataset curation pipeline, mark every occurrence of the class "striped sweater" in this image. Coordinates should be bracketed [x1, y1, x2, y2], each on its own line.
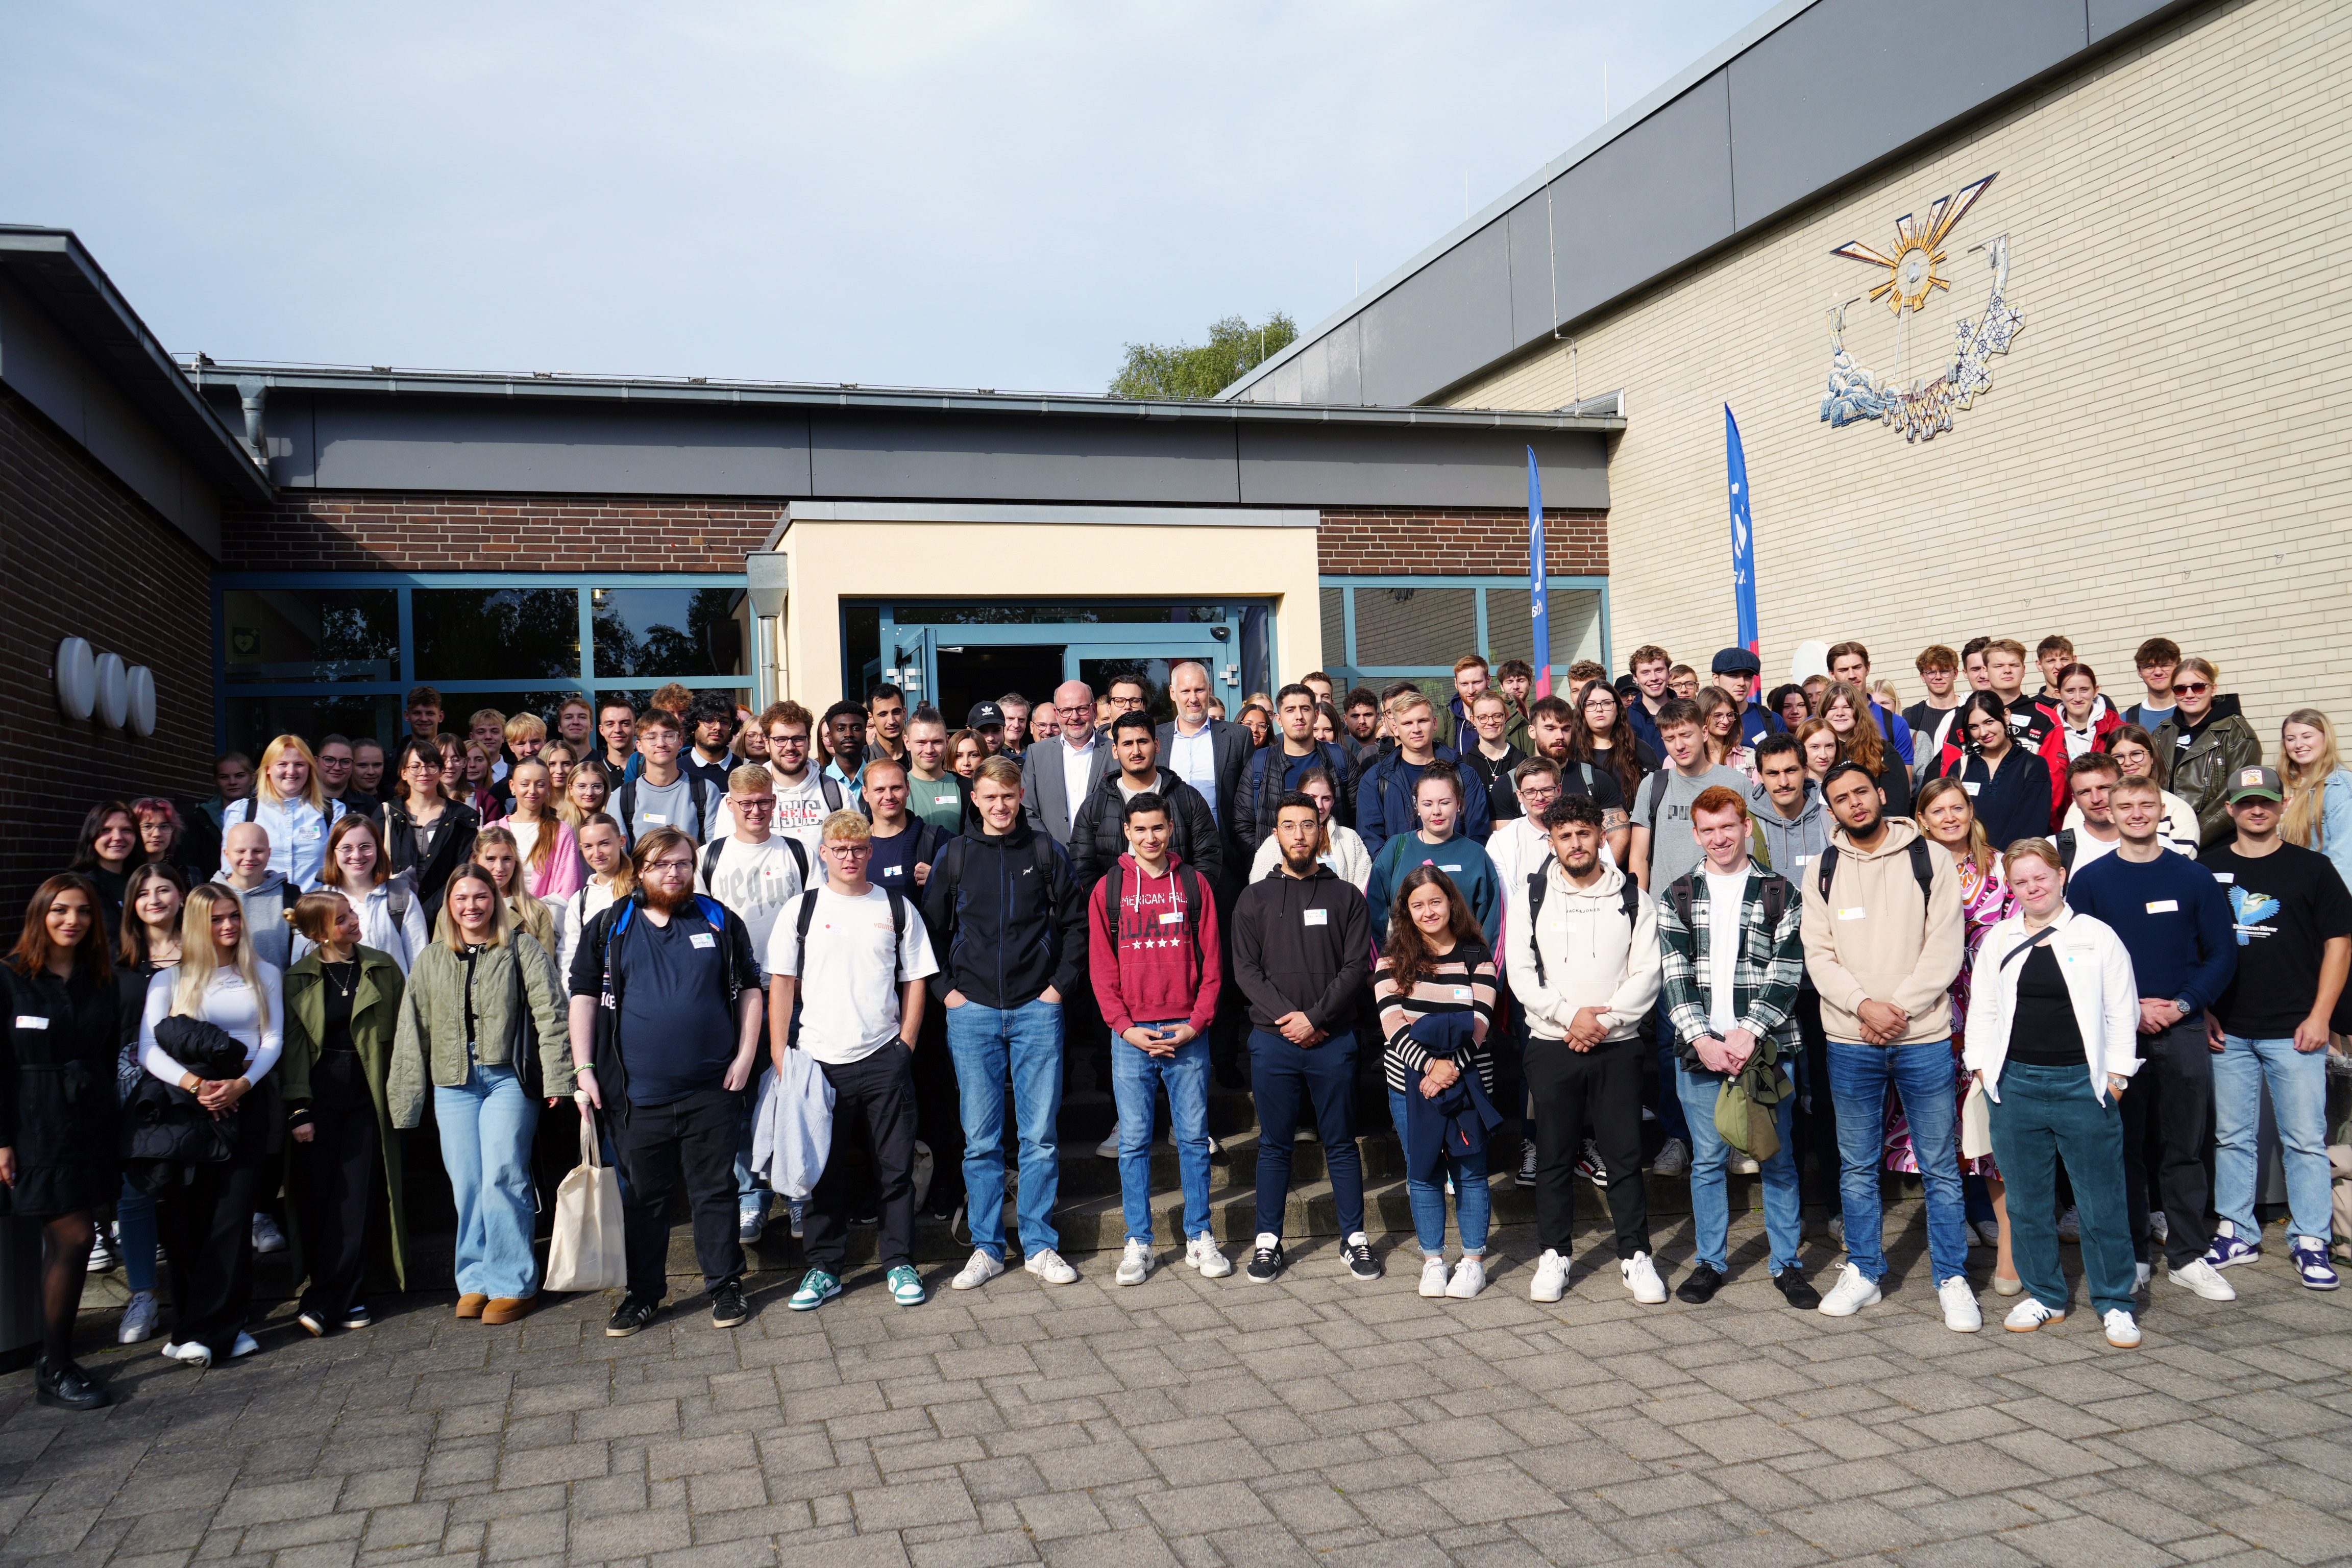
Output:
[1374, 945, 1498, 1095]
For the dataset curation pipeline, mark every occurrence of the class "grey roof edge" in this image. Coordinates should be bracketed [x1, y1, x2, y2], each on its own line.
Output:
[1221, 0, 2205, 406]
[0, 226, 272, 499]
[186, 362, 1620, 432]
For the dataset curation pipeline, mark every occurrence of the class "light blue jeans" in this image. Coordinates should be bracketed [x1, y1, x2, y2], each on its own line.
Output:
[1387, 1088, 1491, 1256]
[434, 1063, 541, 1300]
[947, 997, 1064, 1259]
[735, 1063, 772, 1218]
[1674, 1062, 1802, 1273]
[1827, 1039, 1969, 1285]
[1113, 1025, 1211, 1246]
[2213, 1034, 2332, 1244]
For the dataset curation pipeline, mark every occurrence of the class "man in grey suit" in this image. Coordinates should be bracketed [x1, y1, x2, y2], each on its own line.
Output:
[1021, 681, 1113, 847]
[1158, 660, 1254, 1088]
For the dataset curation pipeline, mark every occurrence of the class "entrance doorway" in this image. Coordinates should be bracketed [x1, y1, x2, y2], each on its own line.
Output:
[934, 644, 1062, 727]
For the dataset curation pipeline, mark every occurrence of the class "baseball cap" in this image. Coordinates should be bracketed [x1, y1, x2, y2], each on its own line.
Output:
[2226, 765, 2284, 804]
[1711, 646, 1761, 676]
[966, 700, 1005, 729]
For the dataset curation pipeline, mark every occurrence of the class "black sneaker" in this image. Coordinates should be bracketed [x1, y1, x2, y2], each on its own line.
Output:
[1773, 1266, 1821, 1311]
[605, 1296, 661, 1338]
[1245, 1239, 1285, 1283]
[34, 1357, 109, 1412]
[339, 1307, 373, 1331]
[1675, 1262, 1723, 1305]
[1343, 1239, 1382, 1281]
[296, 1309, 330, 1337]
[710, 1280, 751, 1329]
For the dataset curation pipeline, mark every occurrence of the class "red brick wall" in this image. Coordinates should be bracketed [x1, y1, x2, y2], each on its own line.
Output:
[1316, 506, 1607, 576]
[0, 392, 218, 913]
[218, 492, 785, 572]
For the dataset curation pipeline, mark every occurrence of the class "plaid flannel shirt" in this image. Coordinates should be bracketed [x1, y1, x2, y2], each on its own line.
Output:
[1655, 863, 1805, 1065]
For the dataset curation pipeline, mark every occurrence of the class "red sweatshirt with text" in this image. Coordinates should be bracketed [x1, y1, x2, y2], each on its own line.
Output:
[1086, 852, 1222, 1038]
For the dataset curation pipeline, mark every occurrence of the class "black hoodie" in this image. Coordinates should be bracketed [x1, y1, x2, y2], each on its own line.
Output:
[1231, 862, 1373, 1034]
[920, 819, 1086, 1010]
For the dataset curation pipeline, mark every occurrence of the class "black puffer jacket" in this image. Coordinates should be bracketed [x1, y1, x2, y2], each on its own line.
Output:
[1068, 769, 1223, 892]
[119, 1015, 252, 1192]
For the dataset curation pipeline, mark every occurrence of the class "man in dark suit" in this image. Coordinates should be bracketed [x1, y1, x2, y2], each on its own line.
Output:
[1019, 682, 1113, 848]
[1160, 659, 1255, 1087]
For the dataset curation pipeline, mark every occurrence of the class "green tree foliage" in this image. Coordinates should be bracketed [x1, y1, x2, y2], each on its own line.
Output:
[1110, 312, 1297, 400]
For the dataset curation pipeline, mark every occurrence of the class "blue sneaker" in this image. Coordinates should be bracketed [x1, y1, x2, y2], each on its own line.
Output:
[2203, 1226, 2261, 1270]
[788, 1269, 841, 1311]
[2289, 1239, 2339, 1291]
[886, 1265, 926, 1306]
[738, 1207, 766, 1244]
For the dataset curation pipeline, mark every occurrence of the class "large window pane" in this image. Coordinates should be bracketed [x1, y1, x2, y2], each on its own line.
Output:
[593, 587, 745, 679]
[1350, 585, 1474, 669]
[413, 587, 580, 681]
[223, 588, 397, 684]
[226, 695, 403, 762]
[1319, 587, 1346, 672]
[1076, 658, 1179, 726]
[1484, 585, 1535, 667]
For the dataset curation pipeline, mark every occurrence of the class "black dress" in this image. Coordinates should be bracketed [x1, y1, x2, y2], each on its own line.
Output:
[0, 963, 121, 1218]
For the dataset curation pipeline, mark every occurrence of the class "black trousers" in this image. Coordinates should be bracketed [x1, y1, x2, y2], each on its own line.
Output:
[1526, 1035, 1650, 1260]
[2122, 1018, 2214, 1268]
[910, 1006, 964, 1213]
[160, 1113, 266, 1357]
[294, 1093, 379, 1319]
[614, 1088, 745, 1301]
[1790, 992, 1840, 1211]
[804, 1048, 919, 1273]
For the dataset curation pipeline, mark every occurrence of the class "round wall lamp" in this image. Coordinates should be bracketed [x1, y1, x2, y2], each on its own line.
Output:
[126, 666, 157, 737]
[55, 637, 97, 721]
[96, 652, 130, 730]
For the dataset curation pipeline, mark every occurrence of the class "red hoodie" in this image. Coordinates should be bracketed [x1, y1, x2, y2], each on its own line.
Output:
[1087, 852, 1221, 1038]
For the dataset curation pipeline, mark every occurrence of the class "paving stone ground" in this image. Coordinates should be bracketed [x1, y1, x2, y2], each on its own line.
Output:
[5, 1207, 2350, 1568]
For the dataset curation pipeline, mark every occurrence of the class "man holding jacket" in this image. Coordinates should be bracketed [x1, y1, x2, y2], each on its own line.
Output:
[1799, 762, 1971, 1328]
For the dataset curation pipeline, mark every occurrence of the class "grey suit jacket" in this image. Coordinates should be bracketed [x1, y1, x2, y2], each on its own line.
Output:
[1157, 718, 1251, 885]
[1020, 732, 1115, 846]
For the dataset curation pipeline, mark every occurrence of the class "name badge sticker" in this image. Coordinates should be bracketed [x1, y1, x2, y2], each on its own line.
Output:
[1836, 907, 1867, 921]
[1158, 912, 1184, 925]
[2211, 872, 2235, 885]
[1793, 854, 1811, 867]
[1453, 987, 1473, 1000]
[645, 813, 669, 825]
[1303, 908, 1329, 926]
[689, 932, 717, 949]
[14, 1016, 47, 1030]
[1962, 782, 1981, 796]
[1439, 864, 1462, 872]
[2145, 899, 2179, 914]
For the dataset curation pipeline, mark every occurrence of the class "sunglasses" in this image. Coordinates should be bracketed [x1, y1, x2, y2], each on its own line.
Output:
[2170, 682, 2211, 696]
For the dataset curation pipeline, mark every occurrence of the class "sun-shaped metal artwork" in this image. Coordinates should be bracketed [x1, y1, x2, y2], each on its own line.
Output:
[1830, 173, 1996, 315]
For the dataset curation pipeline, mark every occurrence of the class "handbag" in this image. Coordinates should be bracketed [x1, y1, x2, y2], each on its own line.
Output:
[544, 1113, 626, 1292]
[1713, 1055, 1791, 1162]
[1961, 1073, 1994, 1161]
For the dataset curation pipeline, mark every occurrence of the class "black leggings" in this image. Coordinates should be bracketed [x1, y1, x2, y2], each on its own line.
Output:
[38, 1212, 96, 1368]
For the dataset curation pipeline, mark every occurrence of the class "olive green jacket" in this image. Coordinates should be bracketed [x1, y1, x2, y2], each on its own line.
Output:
[388, 934, 573, 1128]
[283, 946, 412, 1289]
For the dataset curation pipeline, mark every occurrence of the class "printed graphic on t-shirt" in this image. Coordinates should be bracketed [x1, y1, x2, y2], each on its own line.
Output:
[2226, 884, 2281, 945]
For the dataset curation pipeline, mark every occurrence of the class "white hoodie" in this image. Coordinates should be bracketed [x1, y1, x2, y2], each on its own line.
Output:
[1505, 859, 1660, 1044]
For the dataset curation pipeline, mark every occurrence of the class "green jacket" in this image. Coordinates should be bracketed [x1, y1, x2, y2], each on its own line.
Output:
[283, 946, 413, 1289]
[2151, 707, 2262, 849]
[388, 934, 573, 1128]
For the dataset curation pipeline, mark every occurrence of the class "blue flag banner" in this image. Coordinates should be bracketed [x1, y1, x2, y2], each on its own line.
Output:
[1526, 446, 1551, 699]
[1725, 405, 1759, 655]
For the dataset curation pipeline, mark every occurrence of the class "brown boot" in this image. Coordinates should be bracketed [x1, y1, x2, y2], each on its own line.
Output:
[454, 1294, 488, 1319]
[481, 1296, 533, 1325]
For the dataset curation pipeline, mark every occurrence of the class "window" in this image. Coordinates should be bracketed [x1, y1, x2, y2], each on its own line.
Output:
[413, 587, 578, 681]
[223, 588, 397, 685]
[1317, 576, 1609, 690]
[592, 587, 746, 679]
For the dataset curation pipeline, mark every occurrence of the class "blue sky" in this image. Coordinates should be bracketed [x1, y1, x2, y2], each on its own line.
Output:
[3, 2, 1776, 394]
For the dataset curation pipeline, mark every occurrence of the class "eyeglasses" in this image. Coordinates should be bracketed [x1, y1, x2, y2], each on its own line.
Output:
[734, 797, 777, 813]
[2170, 682, 2211, 696]
[1056, 704, 1094, 720]
[822, 842, 872, 857]
[649, 856, 696, 874]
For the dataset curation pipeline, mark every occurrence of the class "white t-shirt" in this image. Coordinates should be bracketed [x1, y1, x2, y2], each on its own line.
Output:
[1702, 868, 1747, 1034]
[765, 885, 940, 1065]
[697, 835, 807, 969]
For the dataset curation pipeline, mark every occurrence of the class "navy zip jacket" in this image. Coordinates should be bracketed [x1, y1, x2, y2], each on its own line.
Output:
[1946, 747, 2054, 849]
[1355, 744, 1492, 860]
[1245, 739, 1358, 852]
[1231, 863, 1373, 1033]
[2066, 848, 2237, 1016]
[919, 820, 1086, 1010]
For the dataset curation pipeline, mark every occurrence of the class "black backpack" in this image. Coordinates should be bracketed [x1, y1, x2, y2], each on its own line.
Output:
[615, 774, 710, 849]
[1098, 859, 1209, 971]
[1522, 868, 1643, 988]
[1664, 868, 1790, 938]
[1814, 838, 1936, 905]
[785, 886, 911, 981]
[700, 833, 813, 891]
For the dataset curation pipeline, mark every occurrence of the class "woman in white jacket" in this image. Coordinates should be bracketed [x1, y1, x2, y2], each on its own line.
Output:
[306, 816, 430, 973]
[1247, 769, 1370, 891]
[1961, 839, 2143, 1349]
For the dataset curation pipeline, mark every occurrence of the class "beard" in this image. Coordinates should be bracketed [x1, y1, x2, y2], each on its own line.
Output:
[1281, 844, 1320, 874]
[643, 878, 695, 914]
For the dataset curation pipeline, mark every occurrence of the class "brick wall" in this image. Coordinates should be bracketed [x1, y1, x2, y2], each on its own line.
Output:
[1315, 506, 1607, 575]
[219, 492, 786, 572]
[0, 391, 218, 913]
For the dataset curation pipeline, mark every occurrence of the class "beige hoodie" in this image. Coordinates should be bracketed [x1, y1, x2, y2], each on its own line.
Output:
[1505, 859, 1661, 1043]
[1799, 815, 1966, 1046]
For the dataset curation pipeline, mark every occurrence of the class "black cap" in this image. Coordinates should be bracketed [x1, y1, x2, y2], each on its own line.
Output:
[1711, 646, 1761, 676]
[966, 701, 1004, 729]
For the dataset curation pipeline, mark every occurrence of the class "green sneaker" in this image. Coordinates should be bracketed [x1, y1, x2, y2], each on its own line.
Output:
[788, 1269, 841, 1311]
[887, 1265, 926, 1307]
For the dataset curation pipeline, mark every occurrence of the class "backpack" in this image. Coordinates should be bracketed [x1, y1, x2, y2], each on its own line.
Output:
[1814, 838, 1936, 906]
[1522, 868, 1642, 989]
[785, 885, 911, 981]
[229, 793, 346, 837]
[701, 833, 817, 893]
[2054, 828, 2076, 871]
[615, 774, 710, 849]
[1099, 859, 1208, 972]
[599, 894, 740, 1011]
[1664, 868, 1790, 938]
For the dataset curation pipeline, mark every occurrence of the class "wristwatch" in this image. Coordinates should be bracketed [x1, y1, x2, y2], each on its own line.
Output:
[2173, 996, 2193, 1016]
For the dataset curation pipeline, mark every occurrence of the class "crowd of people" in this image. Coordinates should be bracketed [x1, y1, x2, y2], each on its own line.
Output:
[4, 635, 2347, 1414]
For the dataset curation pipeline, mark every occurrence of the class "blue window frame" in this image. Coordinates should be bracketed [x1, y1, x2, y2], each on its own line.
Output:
[212, 571, 750, 753]
[1317, 575, 1609, 696]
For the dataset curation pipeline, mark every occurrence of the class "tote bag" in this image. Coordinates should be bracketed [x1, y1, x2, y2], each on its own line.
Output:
[545, 1114, 626, 1292]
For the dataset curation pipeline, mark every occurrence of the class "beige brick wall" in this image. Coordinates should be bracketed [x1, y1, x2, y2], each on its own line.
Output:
[1452, 0, 2350, 744]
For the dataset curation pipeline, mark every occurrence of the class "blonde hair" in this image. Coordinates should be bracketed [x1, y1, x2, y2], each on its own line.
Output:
[503, 761, 560, 874]
[574, 813, 636, 897]
[2278, 708, 2342, 849]
[174, 882, 271, 1031]
[285, 890, 352, 947]
[255, 734, 328, 814]
[472, 826, 553, 947]
[1916, 776, 1997, 876]
[2004, 838, 2068, 880]
[434, 863, 513, 953]
[821, 808, 871, 843]
[503, 712, 547, 746]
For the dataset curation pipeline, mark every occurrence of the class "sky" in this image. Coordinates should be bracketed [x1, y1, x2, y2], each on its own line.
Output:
[3, 1, 1779, 395]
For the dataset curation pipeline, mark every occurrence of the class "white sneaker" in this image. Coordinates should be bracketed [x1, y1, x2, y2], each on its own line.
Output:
[1728, 1154, 1760, 1175]
[160, 1339, 211, 1367]
[1649, 1138, 1689, 1177]
[118, 1291, 162, 1345]
[1817, 1262, 1881, 1317]
[2004, 1297, 2065, 1332]
[2056, 1206, 2080, 1242]
[1938, 1275, 1982, 1333]
[1024, 1248, 1079, 1285]
[2136, 1262, 2153, 1292]
[1418, 1256, 1450, 1297]
[1114, 1240, 1150, 1286]
[1095, 1133, 1120, 1159]
[2167, 1257, 2237, 1301]
[950, 1248, 1004, 1291]
[1621, 1252, 1668, 1305]
[1186, 1234, 1233, 1278]
[2103, 1309, 2143, 1348]
[251, 1213, 286, 1255]
[230, 1331, 259, 1358]
[1530, 1248, 1569, 1303]
[1445, 1256, 1486, 1300]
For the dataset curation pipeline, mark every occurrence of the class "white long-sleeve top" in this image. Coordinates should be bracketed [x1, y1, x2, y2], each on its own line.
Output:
[140, 963, 285, 1086]
[557, 876, 623, 981]
[292, 875, 431, 975]
[1961, 905, 2141, 1106]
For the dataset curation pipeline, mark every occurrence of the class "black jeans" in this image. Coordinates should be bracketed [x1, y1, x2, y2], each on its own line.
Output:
[1525, 1034, 1650, 1260]
[1790, 992, 1840, 1212]
[294, 1088, 379, 1320]
[160, 1109, 267, 1358]
[804, 1047, 920, 1273]
[614, 1088, 746, 1301]
[2121, 1017, 2214, 1268]
[909, 1007, 964, 1213]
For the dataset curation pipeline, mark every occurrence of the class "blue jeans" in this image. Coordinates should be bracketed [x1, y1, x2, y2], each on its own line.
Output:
[434, 1063, 542, 1299]
[2214, 1034, 2333, 1243]
[1386, 1088, 1490, 1255]
[1113, 1026, 1212, 1246]
[1644, 1003, 1689, 1144]
[1673, 1062, 1802, 1273]
[1826, 1039, 1968, 1284]
[116, 1177, 159, 1294]
[1251, 1028, 1363, 1240]
[1989, 1061, 2136, 1318]
[946, 997, 1064, 1258]
[735, 1063, 771, 1217]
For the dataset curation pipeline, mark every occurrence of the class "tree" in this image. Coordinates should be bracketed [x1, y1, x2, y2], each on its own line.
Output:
[1111, 312, 1297, 401]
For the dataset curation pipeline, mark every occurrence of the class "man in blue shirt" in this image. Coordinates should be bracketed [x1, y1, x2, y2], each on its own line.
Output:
[2066, 773, 2238, 1301]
